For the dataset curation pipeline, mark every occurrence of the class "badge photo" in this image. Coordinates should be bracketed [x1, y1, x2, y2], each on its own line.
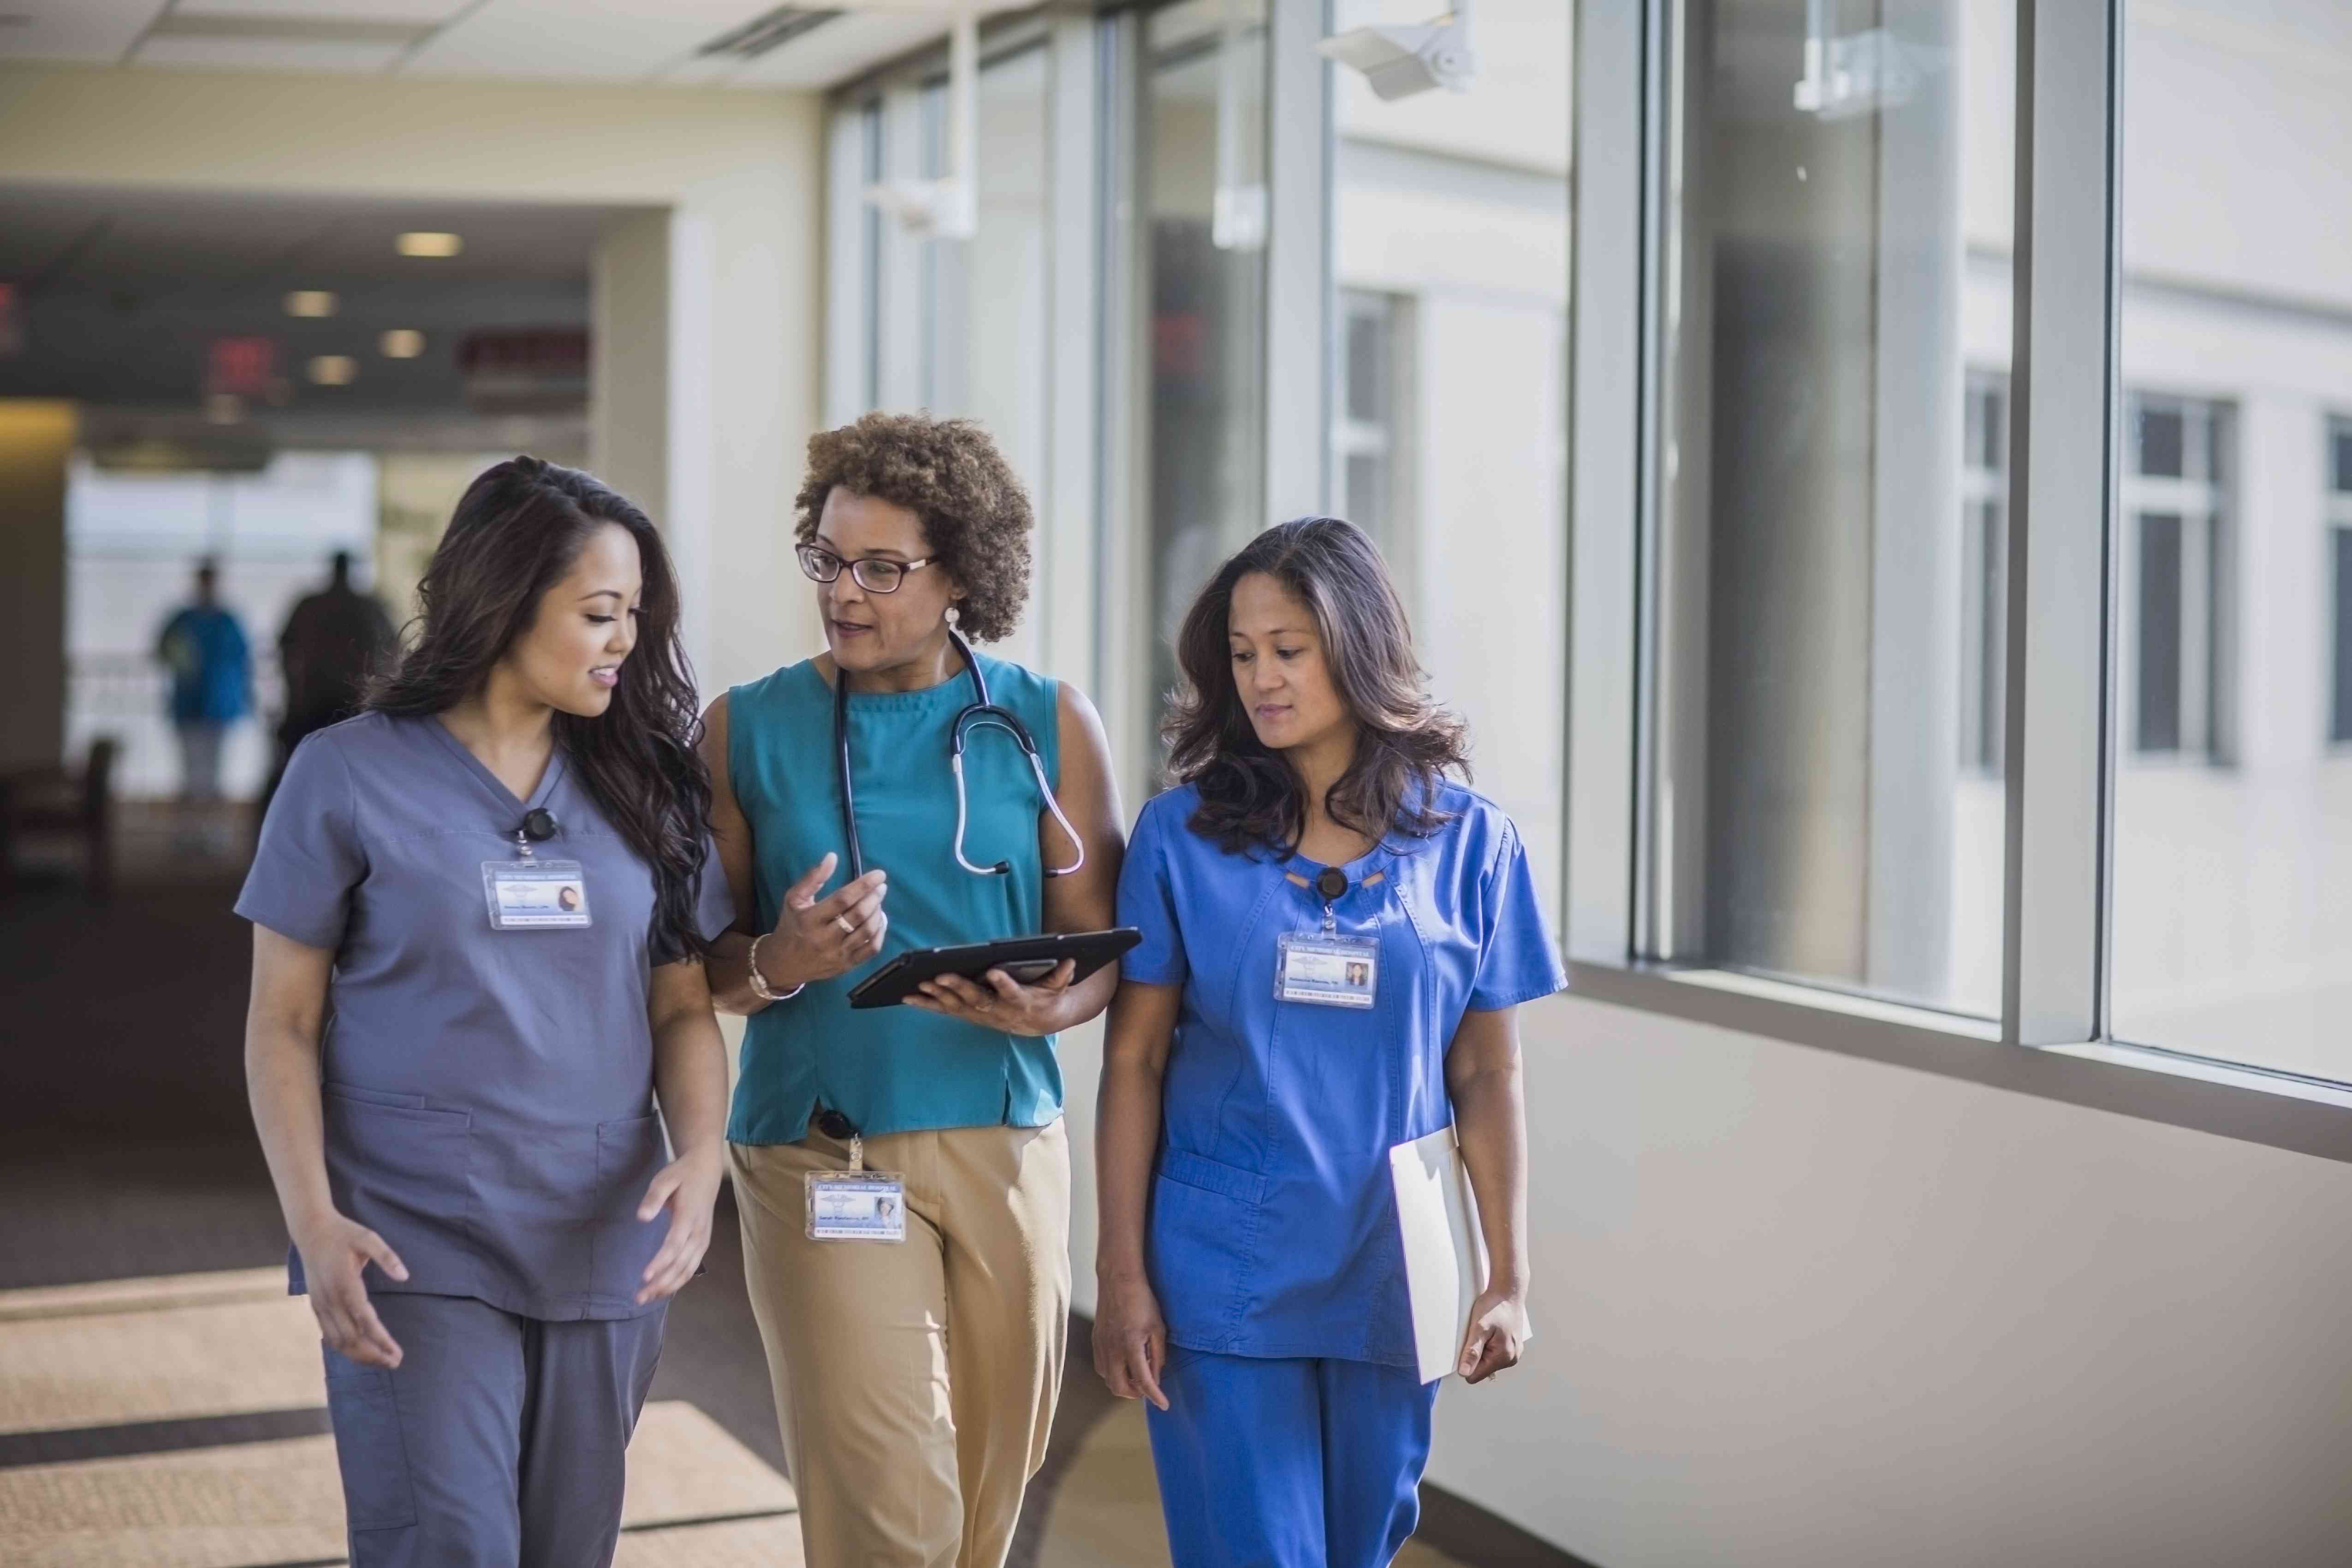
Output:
[482, 860, 593, 929]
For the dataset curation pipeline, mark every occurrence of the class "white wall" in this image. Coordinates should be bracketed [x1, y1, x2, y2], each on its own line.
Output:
[0, 64, 828, 697]
[1426, 994, 2352, 1568]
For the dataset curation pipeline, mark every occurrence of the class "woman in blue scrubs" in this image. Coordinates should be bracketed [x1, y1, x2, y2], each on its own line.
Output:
[241, 459, 734, 1568]
[1096, 516, 1565, 1568]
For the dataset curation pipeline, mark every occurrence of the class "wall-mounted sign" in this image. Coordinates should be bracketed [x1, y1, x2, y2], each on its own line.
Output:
[207, 335, 278, 397]
[458, 327, 589, 414]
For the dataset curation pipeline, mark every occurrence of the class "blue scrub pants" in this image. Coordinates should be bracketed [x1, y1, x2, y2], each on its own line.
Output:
[1145, 1346, 1440, 1568]
[321, 1293, 666, 1568]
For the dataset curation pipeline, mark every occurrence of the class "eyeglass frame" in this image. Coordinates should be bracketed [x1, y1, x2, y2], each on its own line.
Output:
[796, 541, 939, 594]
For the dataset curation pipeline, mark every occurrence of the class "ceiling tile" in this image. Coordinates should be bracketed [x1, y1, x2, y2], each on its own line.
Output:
[132, 34, 410, 73]
[173, 0, 470, 18]
[0, 0, 166, 64]
[718, 10, 944, 89]
[400, 0, 786, 83]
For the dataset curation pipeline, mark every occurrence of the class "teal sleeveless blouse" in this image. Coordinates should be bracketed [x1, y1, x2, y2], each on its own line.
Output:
[724, 652, 1065, 1143]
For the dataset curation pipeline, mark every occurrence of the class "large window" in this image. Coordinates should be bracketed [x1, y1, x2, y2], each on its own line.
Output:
[1626, 0, 2005, 1016]
[1134, 0, 1270, 731]
[1329, 0, 1570, 916]
[1570, 0, 2352, 1093]
[2104, 2, 2352, 1082]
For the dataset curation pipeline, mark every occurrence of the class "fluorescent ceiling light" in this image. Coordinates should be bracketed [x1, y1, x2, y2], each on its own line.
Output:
[397, 232, 463, 258]
[308, 355, 358, 386]
[284, 291, 338, 318]
[380, 329, 426, 358]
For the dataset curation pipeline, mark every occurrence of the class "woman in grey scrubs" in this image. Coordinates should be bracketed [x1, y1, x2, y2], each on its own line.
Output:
[240, 458, 735, 1568]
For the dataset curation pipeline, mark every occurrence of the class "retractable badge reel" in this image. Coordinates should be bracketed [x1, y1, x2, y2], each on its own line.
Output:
[1276, 866, 1379, 1009]
[806, 1112, 907, 1243]
[482, 807, 592, 930]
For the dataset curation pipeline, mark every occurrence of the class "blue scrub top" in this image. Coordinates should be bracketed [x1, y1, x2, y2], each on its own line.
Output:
[236, 712, 734, 1321]
[159, 604, 251, 723]
[1117, 780, 1566, 1370]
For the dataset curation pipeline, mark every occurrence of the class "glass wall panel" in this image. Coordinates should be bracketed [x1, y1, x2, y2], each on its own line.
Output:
[1135, 0, 1269, 729]
[1645, 0, 2010, 1016]
[830, 42, 1054, 671]
[2108, 2, 2352, 1080]
[1329, 0, 1570, 917]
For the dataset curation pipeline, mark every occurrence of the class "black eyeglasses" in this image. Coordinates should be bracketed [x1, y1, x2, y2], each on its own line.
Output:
[796, 542, 937, 594]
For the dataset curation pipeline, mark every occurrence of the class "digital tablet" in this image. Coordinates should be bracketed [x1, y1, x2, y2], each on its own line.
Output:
[846, 928, 1143, 1010]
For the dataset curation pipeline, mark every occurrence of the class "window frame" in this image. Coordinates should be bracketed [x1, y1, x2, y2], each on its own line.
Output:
[2328, 416, 2352, 749]
[1565, 0, 2352, 1161]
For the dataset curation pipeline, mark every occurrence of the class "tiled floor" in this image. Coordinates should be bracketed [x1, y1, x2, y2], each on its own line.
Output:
[0, 857, 1513, 1568]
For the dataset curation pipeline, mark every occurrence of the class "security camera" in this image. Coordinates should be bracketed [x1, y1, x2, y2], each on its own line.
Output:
[1318, 4, 1474, 101]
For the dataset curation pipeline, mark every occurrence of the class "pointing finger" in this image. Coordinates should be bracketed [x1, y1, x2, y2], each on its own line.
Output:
[787, 853, 838, 909]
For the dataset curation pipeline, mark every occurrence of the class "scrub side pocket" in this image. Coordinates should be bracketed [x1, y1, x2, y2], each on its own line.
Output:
[1146, 1148, 1267, 1349]
[321, 1091, 475, 1296]
[590, 1114, 672, 1306]
[321, 1352, 419, 1532]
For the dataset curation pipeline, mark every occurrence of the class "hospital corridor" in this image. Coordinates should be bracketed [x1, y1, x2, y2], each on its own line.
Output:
[5, 4, 2352, 1568]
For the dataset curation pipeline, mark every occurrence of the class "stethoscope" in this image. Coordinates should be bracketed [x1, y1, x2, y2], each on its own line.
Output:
[833, 627, 1085, 882]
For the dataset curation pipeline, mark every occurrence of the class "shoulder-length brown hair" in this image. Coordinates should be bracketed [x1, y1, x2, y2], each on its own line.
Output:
[370, 457, 713, 962]
[1164, 516, 1467, 856]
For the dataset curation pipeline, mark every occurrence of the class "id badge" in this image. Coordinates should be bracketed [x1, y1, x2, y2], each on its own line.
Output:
[482, 860, 592, 929]
[1276, 930, 1379, 1008]
[807, 1171, 908, 1242]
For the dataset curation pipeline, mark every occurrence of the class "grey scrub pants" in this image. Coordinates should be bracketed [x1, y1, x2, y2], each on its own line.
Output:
[322, 1293, 666, 1568]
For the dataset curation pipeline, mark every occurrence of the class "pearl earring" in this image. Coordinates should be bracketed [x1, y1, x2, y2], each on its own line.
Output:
[945, 605, 961, 627]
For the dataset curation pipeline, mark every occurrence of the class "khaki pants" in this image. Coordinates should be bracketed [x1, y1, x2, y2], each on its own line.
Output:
[730, 1119, 1070, 1568]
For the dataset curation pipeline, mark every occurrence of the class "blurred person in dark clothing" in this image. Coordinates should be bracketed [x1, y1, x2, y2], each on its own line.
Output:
[260, 550, 397, 822]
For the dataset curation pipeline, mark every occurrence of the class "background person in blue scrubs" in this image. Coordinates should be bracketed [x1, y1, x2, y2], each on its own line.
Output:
[1096, 517, 1566, 1568]
[241, 459, 734, 1568]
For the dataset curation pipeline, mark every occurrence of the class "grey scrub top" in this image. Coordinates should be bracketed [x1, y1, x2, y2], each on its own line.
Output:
[236, 711, 733, 1321]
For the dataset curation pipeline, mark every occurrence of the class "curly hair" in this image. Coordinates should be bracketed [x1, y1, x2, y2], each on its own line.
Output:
[792, 412, 1034, 643]
[1165, 517, 1469, 856]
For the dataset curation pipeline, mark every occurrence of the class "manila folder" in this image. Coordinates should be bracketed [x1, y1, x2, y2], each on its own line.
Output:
[1388, 1124, 1494, 1384]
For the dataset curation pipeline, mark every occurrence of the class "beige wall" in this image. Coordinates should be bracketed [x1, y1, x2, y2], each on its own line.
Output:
[0, 63, 827, 696]
[1420, 993, 2352, 1567]
[0, 400, 73, 770]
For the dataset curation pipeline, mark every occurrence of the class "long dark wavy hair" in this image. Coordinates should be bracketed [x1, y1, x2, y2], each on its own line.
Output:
[370, 457, 713, 961]
[1165, 516, 1469, 856]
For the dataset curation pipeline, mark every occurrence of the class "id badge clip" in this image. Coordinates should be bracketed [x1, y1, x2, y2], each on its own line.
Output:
[807, 1135, 908, 1243]
[483, 829, 591, 930]
[1276, 895, 1379, 1009]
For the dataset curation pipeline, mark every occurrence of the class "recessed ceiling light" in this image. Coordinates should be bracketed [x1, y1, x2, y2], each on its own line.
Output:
[397, 232, 463, 258]
[380, 329, 426, 359]
[308, 355, 358, 386]
[284, 291, 338, 318]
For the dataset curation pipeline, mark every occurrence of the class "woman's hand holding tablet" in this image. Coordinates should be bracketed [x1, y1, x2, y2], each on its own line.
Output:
[849, 928, 1142, 1017]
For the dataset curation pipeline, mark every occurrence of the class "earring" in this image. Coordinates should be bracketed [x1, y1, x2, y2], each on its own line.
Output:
[945, 604, 961, 627]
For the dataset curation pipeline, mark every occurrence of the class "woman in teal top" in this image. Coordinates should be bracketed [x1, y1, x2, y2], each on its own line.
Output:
[701, 412, 1124, 1568]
